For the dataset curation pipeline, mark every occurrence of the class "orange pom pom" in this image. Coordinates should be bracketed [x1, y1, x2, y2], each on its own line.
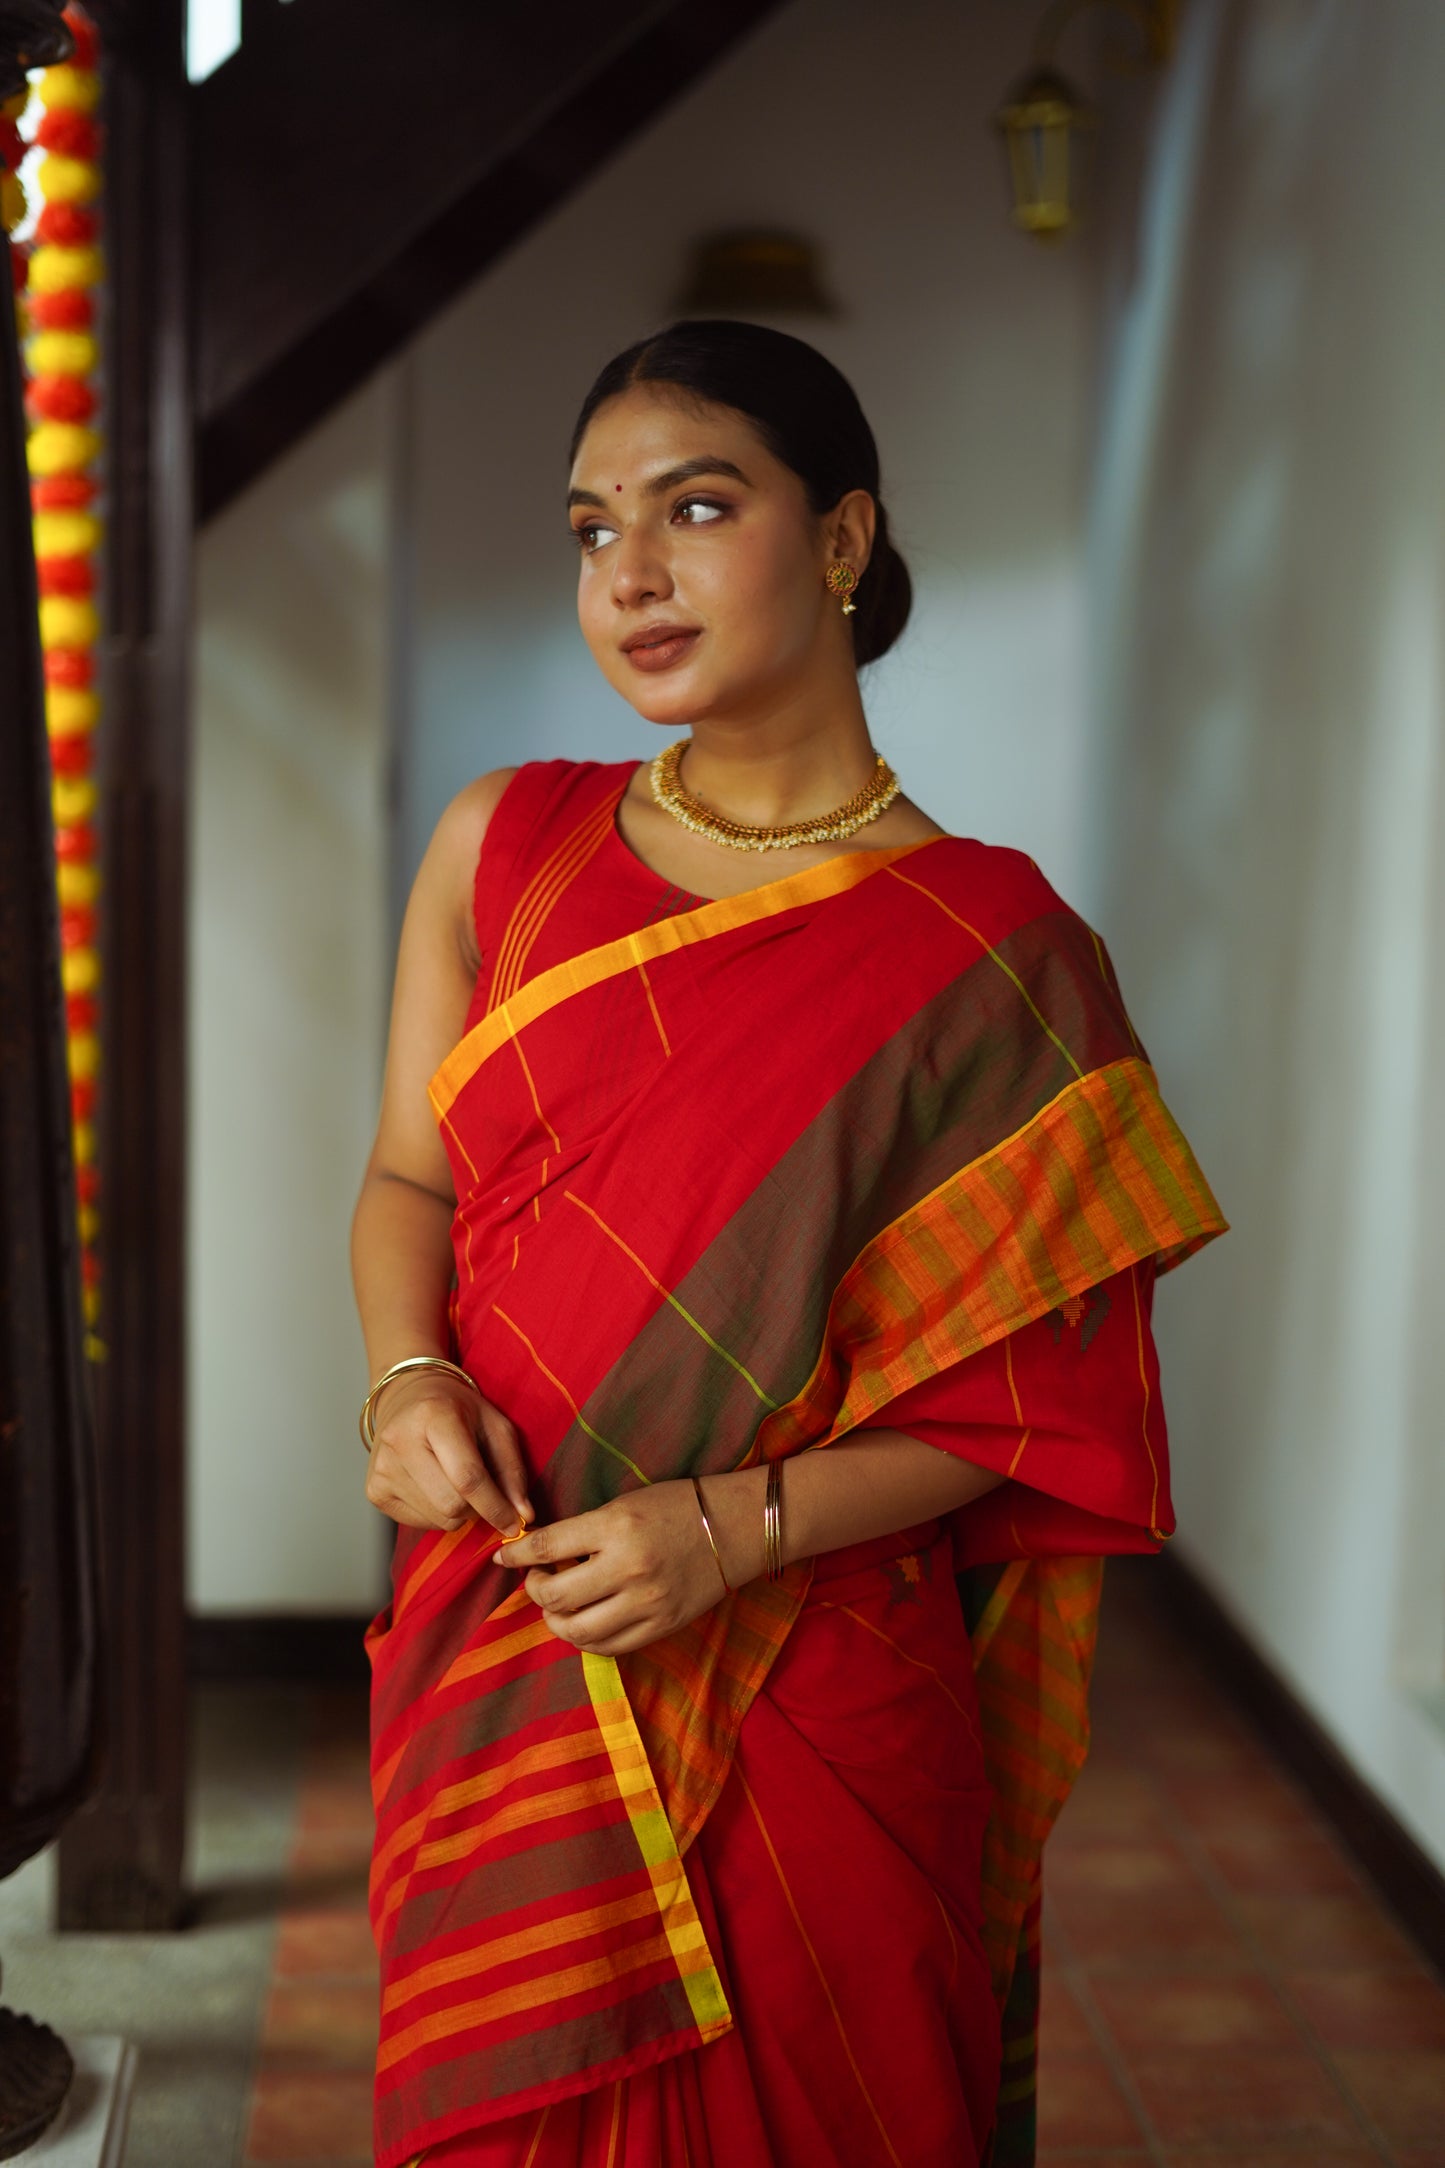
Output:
[36, 202, 98, 248]
[61, 901, 97, 949]
[49, 729, 92, 776]
[26, 291, 91, 334]
[74, 1159, 100, 1204]
[53, 820, 96, 862]
[28, 375, 96, 423]
[43, 641, 94, 682]
[37, 554, 96, 596]
[35, 110, 97, 158]
[64, 11, 100, 70]
[33, 472, 95, 513]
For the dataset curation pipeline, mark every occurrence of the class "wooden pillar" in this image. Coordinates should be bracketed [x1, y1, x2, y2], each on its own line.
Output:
[55, 0, 191, 1932]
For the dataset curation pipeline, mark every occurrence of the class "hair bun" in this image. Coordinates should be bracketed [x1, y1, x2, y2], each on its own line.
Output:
[853, 505, 912, 667]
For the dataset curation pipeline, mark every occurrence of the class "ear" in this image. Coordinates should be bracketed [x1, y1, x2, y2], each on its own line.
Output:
[824, 489, 877, 579]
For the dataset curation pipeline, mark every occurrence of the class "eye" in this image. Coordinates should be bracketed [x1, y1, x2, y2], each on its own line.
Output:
[674, 496, 726, 527]
[572, 520, 618, 555]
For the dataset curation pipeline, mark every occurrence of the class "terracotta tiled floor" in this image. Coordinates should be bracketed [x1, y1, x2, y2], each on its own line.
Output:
[243, 1576, 1445, 2166]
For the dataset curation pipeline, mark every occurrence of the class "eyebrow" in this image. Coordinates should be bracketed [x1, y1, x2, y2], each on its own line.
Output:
[566, 457, 752, 511]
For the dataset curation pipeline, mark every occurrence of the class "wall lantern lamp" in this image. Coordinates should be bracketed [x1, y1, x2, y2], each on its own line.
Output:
[996, 0, 1178, 241]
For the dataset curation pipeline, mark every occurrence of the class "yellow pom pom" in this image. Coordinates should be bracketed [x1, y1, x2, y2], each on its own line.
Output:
[46, 684, 101, 733]
[28, 243, 104, 294]
[62, 946, 100, 996]
[56, 859, 101, 906]
[52, 773, 98, 826]
[78, 1204, 100, 1247]
[81, 1284, 101, 1330]
[37, 154, 101, 207]
[67, 1029, 101, 1081]
[39, 595, 100, 649]
[27, 420, 101, 477]
[27, 333, 100, 380]
[0, 170, 26, 234]
[37, 66, 100, 115]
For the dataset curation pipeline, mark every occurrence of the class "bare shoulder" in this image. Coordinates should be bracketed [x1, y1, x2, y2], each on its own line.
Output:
[876, 791, 949, 847]
[419, 766, 518, 896]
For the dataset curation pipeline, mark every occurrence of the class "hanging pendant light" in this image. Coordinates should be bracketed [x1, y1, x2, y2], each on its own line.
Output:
[996, 66, 1095, 242]
[996, 0, 1177, 242]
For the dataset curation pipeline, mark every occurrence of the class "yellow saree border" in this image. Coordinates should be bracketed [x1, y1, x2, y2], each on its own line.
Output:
[429, 839, 935, 1119]
[580, 1649, 733, 2040]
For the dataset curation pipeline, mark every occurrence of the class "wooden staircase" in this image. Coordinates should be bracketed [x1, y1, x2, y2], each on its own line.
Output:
[196, 0, 787, 518]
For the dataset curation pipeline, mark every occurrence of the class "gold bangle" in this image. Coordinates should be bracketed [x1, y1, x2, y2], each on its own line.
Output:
[763, 1458, 784, 1582]
[691, 1476, 729, 1594]
[359, 1354, 481, 1453]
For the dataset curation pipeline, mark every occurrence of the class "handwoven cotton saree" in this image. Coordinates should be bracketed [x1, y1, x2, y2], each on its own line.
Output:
[367, 760, 1227, 2168]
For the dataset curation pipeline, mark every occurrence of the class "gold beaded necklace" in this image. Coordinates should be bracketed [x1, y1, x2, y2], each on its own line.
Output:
[649, 740, 901, 853]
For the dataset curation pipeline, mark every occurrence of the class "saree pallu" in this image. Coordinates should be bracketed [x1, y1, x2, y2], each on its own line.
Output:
[367, 760, 1227, 2168]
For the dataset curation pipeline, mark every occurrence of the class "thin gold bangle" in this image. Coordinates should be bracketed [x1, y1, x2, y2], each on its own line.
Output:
[359, 1354, 481, 1453]
[691, 1476, 730, 1593]
[763, 1458, 784, 1582]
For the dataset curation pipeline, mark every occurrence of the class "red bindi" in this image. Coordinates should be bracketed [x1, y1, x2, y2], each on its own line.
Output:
[615, 483, 623, 492]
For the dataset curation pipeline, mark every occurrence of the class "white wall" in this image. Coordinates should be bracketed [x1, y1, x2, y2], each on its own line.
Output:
[397, 0, 1096, 909]
[188, 376, 394, 1613]
[1088, 0, 1445, 1867]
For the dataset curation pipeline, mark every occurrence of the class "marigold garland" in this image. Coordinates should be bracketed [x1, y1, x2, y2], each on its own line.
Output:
[13, 6, 106, 1354]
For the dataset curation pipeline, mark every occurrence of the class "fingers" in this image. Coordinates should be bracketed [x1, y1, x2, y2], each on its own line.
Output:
[477, 1402, 533, 1528]
[522, 1555, 612, 1617]
[497, 1503, 612, 1573]
[533, 1592, 638, 1652]
[428, 1407, 517, 1535]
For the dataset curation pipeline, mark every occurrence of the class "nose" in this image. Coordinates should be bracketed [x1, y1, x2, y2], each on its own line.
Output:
[610, 523, 672, 611]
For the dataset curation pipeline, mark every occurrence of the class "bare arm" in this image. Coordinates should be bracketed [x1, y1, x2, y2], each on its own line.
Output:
[499, 1428, 1005, 1656]
[351, 767, 532, 1535]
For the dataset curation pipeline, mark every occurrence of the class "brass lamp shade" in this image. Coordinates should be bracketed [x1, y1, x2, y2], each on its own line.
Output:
[675, 231, 838, 317]
[995, 66, 1096, 241]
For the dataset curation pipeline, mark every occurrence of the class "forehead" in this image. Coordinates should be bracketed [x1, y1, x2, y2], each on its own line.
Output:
[569, 385, 768, 485]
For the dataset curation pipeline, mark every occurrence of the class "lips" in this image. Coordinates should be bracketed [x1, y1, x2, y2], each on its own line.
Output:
[621, 624, 701, 673]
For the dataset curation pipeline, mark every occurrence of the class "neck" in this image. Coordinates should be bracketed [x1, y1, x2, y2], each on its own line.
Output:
[674, 674, 878, 829]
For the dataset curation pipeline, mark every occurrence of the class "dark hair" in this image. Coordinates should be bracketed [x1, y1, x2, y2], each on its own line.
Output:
[569, 320, 912, 668]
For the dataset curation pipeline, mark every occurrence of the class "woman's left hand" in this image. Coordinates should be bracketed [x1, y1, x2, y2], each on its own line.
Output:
[498, 1480, 730, 1655]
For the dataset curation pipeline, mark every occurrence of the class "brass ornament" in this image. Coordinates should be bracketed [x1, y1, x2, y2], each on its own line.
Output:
[824, 559, 859, 615]
[649, 740, 901, 854]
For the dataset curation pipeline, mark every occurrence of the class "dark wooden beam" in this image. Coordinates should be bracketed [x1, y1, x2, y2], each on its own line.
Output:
[196, 0, 788, 519]
[54, 0, 192, 1932]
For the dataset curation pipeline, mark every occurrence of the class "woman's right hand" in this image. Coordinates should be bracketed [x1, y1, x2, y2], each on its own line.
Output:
[365, 1371, 533, 1536]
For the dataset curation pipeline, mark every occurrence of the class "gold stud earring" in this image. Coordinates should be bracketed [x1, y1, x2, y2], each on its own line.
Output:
[824, 560, 858, 615]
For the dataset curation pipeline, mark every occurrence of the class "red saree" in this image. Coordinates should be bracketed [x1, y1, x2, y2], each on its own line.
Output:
[367, 760, 1227, 2168]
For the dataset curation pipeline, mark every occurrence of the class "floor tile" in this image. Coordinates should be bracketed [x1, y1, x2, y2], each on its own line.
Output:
[1089, 1969, 1302, 2052]
[244, 2067, 375, 2160]
[1035, 2053, 1147, 2148]
[1285, 1966, 1445, 2050]
[274, 1906, 379, 1980]
[1128, 2046, 1363, 2148]
[1200, 1826, 1361, 1896]
[260, 1982, 380, 2068]
[1040, 1973, 1098, 2056]
[1159, 1766, 1319, 1836]
[1331, 2049, 1445, 2144]
[1051, 1882, 1250, 1969]
[1234, 1891, 1427, 1971]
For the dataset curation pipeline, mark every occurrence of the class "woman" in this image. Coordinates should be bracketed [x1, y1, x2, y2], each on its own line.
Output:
[353, 320, 1225, 2168]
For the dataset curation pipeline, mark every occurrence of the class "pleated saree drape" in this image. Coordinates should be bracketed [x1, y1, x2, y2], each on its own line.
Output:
[367, 762, 1226, 2168]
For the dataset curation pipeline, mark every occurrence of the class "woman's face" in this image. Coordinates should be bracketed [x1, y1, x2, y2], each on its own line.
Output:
[567, 385, 862, 729]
